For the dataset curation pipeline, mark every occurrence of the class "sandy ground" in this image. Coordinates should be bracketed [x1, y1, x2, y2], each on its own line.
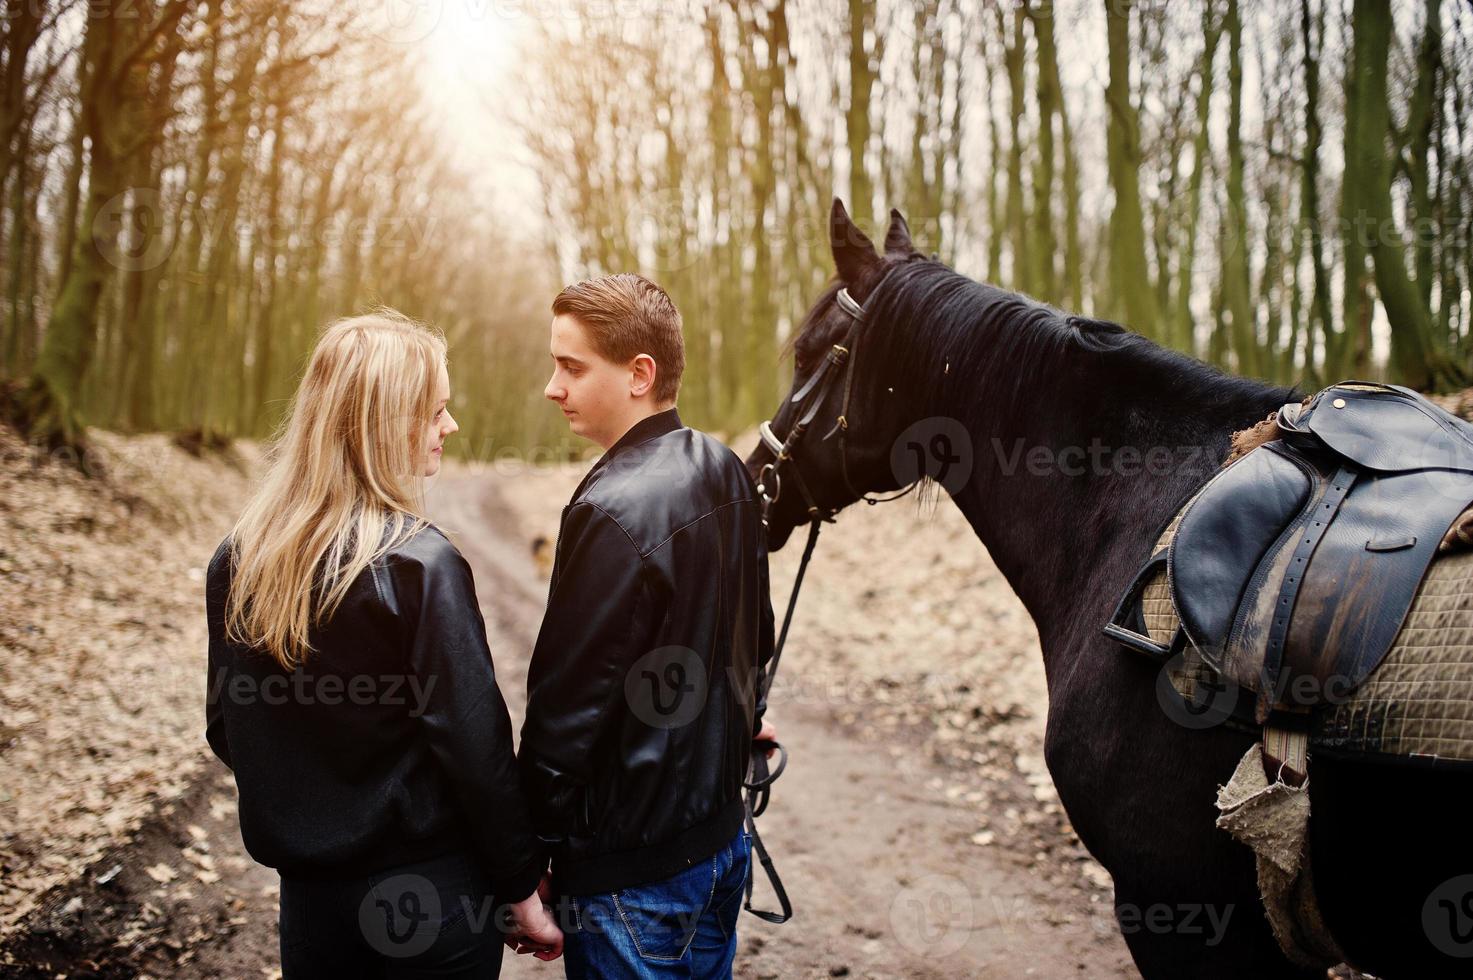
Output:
[0, 426, 1135, 977]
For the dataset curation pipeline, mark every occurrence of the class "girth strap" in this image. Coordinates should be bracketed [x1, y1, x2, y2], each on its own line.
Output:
[1255, 464, 1358, 722]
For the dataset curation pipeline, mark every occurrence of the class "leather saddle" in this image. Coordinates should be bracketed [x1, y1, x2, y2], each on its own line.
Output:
[1108, 382, 1473, 723]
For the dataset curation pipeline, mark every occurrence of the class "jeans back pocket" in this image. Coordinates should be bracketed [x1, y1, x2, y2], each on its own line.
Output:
[611, 857, 720, 961]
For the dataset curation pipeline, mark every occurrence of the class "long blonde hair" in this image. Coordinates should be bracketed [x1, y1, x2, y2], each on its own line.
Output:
[225, 309, 447, 668]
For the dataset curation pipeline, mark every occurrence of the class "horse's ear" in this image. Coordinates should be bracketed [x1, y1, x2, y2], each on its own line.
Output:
[884, 209, 914, 256]
[830, 197, 879, 284]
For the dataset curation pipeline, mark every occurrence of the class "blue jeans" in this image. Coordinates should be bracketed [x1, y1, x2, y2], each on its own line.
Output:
[279, 849, 507, 979]
[562, 829, 751, 979]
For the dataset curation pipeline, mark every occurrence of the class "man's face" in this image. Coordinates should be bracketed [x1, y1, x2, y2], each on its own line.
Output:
[545, 314, 636, 448]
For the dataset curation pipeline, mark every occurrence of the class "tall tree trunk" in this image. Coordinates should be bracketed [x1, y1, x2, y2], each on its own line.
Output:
[250, 99, 285, 433]
[704, 6, 731, 422]
[1403, 0, 1441, 315]
[15, 4, 144, 452]
[984, 42, 1003, 286]
[1103, 0, 1160, 336]
[1026, 0, 1059, 302]
[1347, 0, 1462, 388]
[1221, 0, 1258, 375]
[52, 93, 85, 297]
[1299, 0, 1333, 381]
[1339, 0, 1374, 377]
[1175, 1, 1222, 357]
[5, 120, 29, 371]
[0, 0, 43, 198]
[1001, 7, 1026, 293]
[119, 49, 180, 431]
[742, 0, 777, 425]
[846, 0, 876, 231]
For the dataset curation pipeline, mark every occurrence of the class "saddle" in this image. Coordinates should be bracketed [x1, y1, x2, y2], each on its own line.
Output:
[1108, 382, 1473, 725]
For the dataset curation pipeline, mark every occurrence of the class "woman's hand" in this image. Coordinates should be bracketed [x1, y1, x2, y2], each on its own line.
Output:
[504, 887, 563, 961]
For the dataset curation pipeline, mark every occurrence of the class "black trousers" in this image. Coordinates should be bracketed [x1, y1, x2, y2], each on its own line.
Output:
[279, 849, 508, 979]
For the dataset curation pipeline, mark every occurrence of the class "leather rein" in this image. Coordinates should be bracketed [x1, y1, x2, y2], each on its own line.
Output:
[741, 280, 919, 924]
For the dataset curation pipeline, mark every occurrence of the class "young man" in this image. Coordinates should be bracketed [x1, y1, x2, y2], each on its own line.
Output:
[518, 273, 776, 979]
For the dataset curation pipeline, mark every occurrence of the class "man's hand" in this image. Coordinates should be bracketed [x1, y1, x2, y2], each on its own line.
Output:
[504, 890, 563, 961]
[754, 717, 778, 759]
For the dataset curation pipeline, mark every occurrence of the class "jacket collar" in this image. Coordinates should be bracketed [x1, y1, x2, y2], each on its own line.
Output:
[572, 407, 684, 500]
[605, 406, 683, 456]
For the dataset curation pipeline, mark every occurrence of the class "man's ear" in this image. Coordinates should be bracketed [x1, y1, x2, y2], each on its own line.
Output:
[630, 354, 658, 398]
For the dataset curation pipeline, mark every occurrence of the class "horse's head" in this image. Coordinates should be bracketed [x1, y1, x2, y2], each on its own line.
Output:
[746, 199, 928, 551]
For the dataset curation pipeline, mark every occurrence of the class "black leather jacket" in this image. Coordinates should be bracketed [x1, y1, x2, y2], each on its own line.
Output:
[204, 526, 546, 901]
[520, 408, 775, 895]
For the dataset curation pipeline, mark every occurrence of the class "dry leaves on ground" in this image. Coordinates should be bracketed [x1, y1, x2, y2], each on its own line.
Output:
[0, 425, 257, 938]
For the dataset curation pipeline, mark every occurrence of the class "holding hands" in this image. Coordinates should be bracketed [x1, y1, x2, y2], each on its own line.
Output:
[504, 872, 562, 962]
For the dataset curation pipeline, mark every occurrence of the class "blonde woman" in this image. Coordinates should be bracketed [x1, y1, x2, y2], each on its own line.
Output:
[204, 310, 562, 977]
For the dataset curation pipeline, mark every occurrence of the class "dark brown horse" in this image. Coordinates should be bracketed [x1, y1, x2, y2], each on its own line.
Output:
[745, 199, 1472, 979]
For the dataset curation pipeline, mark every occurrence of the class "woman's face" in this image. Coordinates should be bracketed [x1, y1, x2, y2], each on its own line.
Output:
[423, 361, 457, 477]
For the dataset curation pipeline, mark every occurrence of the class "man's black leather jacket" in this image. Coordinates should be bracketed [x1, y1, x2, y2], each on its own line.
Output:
[519, 408, 775, 896]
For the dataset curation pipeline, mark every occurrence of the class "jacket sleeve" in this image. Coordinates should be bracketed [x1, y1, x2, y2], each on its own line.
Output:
[752, 534, 776, 737]
[204, 541, 234, 770]
[519, 502, 648, 842]
[393, 538, 546, 902]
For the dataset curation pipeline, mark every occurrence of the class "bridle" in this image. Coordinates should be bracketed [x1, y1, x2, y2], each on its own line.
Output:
[741, 274, 921, 925]
[754, 283, 920, 526]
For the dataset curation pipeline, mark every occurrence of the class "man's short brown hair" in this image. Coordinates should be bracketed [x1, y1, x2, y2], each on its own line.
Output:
[551, 273, 685, 404]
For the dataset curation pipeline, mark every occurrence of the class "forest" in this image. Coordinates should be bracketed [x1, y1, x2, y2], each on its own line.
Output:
[0, 0, 1468, 461]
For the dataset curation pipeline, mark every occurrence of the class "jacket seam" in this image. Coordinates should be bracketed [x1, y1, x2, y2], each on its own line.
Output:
[648, 498, 751, 557]
[575, 501, 644, 557]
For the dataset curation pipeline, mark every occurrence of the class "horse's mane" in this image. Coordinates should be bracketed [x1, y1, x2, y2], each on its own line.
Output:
[853, 259, 1298, 439]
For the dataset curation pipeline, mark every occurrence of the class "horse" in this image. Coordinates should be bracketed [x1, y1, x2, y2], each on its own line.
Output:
[744, 199, 1473, 979]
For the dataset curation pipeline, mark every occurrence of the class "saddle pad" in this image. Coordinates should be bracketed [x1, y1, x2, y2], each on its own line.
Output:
[1142, 508, 1473, 768]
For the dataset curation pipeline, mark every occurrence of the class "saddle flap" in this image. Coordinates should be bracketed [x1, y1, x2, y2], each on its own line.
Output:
[1281, 382, 1473, 475]
[1281, 468, 1473, 698]
[1169, 444, 1314, 670]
